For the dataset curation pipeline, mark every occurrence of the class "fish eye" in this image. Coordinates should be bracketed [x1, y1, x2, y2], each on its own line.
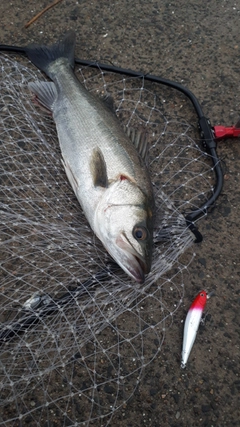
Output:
[133, 226, 148, 241]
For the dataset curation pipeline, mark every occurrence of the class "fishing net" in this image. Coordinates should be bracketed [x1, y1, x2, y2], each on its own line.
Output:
[0, 54, 216, 426]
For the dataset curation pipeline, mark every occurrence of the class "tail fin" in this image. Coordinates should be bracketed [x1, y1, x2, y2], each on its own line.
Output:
[26, 31, 76, 79]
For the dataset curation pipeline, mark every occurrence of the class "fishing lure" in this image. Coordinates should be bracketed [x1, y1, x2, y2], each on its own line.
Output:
[181, 290, 208, 368]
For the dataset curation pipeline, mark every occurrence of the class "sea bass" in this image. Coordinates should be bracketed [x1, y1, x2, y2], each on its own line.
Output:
[26, 31, 155, 283]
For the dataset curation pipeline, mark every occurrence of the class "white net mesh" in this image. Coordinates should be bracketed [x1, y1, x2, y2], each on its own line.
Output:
[0, 55, 216, 426]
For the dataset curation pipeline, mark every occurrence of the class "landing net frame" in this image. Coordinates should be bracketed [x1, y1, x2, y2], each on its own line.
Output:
[0, 44, 224, 426]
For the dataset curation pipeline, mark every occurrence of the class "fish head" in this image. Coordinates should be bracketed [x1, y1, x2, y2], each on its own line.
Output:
[94, 180, 154, 283]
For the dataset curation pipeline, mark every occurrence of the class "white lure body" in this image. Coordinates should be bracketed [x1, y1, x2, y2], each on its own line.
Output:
[181, 290, 207, 368]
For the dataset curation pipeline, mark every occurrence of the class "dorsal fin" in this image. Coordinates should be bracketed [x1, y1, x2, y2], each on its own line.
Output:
[101, 93, 116, 112]
[124, 126, 149, 164]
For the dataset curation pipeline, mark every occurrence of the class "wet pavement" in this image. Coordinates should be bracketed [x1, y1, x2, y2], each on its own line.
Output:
[0, 1, 239, 426]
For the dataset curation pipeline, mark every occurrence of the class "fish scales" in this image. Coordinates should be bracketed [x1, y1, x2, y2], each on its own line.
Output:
[52, 62, 151, 193]
[26, 31, 155, 283]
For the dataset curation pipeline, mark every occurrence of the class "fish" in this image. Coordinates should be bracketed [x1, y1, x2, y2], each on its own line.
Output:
[26, 31, 155, 284]
[181, 290, 208, 368]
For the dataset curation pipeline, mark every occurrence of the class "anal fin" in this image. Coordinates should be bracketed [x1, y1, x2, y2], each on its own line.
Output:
[28, 81, 57, 112]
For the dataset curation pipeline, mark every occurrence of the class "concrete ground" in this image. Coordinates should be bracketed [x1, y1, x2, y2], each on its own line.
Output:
[0, 1, 239, 426]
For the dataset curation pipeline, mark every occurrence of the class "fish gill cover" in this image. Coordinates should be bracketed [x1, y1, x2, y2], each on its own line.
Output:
[0, 55, 216, 426]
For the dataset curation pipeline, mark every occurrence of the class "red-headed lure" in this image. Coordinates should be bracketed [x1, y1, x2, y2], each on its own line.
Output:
[181, 290, 208, 368]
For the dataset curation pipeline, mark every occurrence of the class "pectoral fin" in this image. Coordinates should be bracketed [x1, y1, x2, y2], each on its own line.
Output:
[90, 148, 108, 188]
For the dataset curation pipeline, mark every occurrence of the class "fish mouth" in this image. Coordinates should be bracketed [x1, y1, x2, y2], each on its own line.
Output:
[115, 234, 148, 284]
[126, 254, 145, 284]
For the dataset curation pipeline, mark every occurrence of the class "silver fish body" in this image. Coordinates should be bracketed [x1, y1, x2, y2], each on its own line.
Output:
[27, 31, 155, 283]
